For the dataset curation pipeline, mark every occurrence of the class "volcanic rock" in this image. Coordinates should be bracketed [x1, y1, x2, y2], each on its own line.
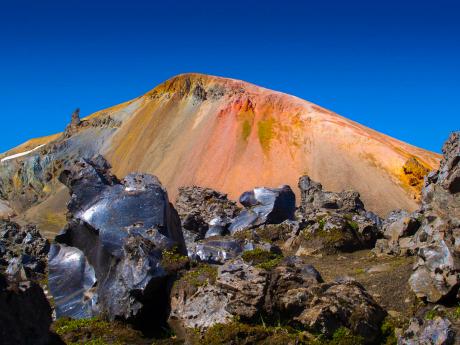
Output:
[176, 186, 240, 234]
[228, 185, 296, 234]
[298, 175, 365, 215]
[374, 210, 421, 256]
[0, 220, 49, 279]
[398, 316, 455, 345]
[169, 256, 385, 343]
[408, 132, 460, 302]
[48, 156, 185, 323]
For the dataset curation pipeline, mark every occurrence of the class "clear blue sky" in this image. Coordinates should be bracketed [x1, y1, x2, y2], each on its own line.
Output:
[1, 0, 458, 153]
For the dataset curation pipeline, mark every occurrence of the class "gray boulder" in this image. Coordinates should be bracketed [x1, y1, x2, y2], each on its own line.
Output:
[398, 317, 455, 345]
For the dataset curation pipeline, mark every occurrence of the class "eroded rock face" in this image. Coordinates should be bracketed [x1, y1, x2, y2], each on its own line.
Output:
[228, 185, 296, 234]
[398, 316, 455, 345]
[49, 157, 185, 322]
[169, 257, 385, 343]
[0, 273, 53, 345]
[408, 132, 460, 302]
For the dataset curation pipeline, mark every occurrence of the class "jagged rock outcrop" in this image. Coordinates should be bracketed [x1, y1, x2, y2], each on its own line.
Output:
[169, 256, 385, 343]
[398, 316, 455, 345]
[407, 132, 460, 302]
[280, 176, 380, 256]
[228, 185, 296, 234]
[49, 156, 185, 323]
[0, 220, 49, 279]
[175, 186, 240, 241]
[0, 273, 54, 345]
[298, 176, 365, 215]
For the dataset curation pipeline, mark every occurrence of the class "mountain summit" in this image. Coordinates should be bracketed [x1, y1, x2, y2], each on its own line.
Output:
[0, 73, 440, 234]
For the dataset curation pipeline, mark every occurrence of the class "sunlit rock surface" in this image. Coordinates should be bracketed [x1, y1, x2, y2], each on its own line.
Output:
[229, 185, 296, 234]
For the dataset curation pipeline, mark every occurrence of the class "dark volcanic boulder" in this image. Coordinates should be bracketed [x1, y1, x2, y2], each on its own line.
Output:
[49, 157, 185, 322]
[229, 185, 296, 234]
[0, 273, 54, 345]
[408, 132, 460, 302]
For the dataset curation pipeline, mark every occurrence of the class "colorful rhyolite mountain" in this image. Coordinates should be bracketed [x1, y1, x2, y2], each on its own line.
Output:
[0, 73, 440, 235]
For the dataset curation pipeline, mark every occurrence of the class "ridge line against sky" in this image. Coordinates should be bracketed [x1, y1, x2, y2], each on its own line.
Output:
[0, 0, 459, 153]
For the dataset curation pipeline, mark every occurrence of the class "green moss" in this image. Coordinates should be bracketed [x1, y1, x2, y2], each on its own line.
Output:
[451, 305, 460, 319]
[175, 264, 218, 289]
[54, 318, 110, 336]
[329, 327, 364, 345]
[380, 317, 398, 345]
[242, 120, 252, 141]
[257, 118, 275, 152]
[347, 221, 359, 232]
[303, 228, 345, 247]
[318, 218, 326, 230]
[425, 309, 438, 320]
[241, 249, 283, 270]
[52, 317, 145, 345]
[161, 248, 189, 273]
[196, 321, 309, 345]
[354, 268, 365, 275]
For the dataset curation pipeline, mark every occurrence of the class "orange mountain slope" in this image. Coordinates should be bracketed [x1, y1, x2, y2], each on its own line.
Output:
[1, 73, 441, 232]
[103, 73, 440, 215]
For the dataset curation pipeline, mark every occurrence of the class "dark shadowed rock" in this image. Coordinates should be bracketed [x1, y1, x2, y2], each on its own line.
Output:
[229, 185, 296, 234]
[49, 156, 185, 323]
[0, 273, 54, 345]
[398, 316, 455, 345]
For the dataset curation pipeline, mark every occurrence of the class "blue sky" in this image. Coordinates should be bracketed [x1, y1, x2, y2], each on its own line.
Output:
[0, 0, 458, 153]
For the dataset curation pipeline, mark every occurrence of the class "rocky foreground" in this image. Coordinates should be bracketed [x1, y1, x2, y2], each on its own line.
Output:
[0, 131, 458, 345]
